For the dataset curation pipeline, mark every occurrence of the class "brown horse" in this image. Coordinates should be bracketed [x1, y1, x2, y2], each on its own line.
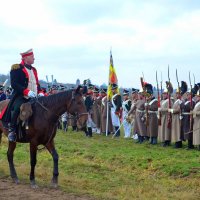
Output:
[0, 86, 88, 188]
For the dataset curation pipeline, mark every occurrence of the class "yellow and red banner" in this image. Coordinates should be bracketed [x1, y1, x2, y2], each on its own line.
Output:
[107, 52, 119, 99]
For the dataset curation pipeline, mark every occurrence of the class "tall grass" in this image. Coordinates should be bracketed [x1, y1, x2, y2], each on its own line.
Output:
[0, 128, 200, 200]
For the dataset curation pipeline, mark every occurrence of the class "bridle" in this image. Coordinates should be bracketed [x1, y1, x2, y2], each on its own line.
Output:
[67, 90, 88, 127]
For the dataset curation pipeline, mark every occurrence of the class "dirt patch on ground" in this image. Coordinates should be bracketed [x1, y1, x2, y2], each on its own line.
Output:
[0, 178, 94, 200]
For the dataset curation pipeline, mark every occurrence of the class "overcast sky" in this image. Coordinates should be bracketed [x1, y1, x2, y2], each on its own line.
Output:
[0, 0, 200, 89]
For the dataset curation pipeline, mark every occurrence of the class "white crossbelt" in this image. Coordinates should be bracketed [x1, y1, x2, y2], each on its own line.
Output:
[182, 112, 190, 115]
[148, 110, 158, 114]
[136, 109, 145, 113]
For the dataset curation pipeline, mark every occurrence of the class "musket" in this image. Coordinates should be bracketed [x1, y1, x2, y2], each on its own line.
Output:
[46, 75, 50, 92]
[51, 75, 54, 86]
[167, 65, 172, 129]
[156, 71, 161, 125]
[3, 79, 8, 87]
[189, 71, 193, 131]
[140, 76, 149, 127]
[160, 71, 163, 100]
[176, 69, 180, 99]
[193, 73, 195, 86]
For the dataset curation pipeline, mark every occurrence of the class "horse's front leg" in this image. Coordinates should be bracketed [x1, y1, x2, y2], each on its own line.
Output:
[30, 142, 38, 188]
[46, 140, 59, 188]
[7, 141, 19, 183]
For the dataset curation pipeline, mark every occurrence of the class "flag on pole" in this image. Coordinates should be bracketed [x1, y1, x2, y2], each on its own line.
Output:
[107, 51, 119, 99]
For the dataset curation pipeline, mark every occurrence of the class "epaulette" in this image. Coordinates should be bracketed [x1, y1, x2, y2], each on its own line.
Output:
[11, 64, 20, 70]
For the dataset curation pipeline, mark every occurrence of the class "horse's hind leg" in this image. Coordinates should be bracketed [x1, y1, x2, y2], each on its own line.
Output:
[29, 142, 38, 188]
[7, 142, 19, 183]
[46, 141, 59, 188]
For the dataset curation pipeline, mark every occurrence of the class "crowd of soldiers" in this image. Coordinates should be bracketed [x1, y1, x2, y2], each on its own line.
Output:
[65, 80, 200, 151]
[1, 78, 200, 151]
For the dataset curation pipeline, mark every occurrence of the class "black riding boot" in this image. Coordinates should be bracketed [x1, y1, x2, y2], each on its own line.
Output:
[8, 123, 16, 142]
[88, 127, 92, 137]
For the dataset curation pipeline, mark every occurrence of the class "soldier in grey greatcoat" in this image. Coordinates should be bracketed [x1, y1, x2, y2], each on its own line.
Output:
[158, 82, 173, 147]
[193, 89, 200, 150]
[100, 89, 113, 134]
[145, 83, 158, 145]
[132, 89, 146, 143]
[91, 87, 101, 134]
[170, 81, 187, 148]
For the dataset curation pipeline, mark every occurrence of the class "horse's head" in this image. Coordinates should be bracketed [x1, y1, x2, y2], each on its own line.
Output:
[67, 85, 88, 129]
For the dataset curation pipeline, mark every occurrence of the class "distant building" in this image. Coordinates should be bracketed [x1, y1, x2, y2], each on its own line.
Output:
[76, 79, 80, 86]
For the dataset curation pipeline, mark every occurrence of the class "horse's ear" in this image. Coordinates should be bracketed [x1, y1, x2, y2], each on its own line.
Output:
[76, 85, 87, 94]
[75, 85, 81, 93]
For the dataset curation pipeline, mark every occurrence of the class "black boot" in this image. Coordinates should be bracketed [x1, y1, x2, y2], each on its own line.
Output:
[175, 141, 182, 148]
[114, 126, 120, 137]
[8, 124, 16, 142]
[136, 135, 144, 144]
[72, 126, 77, 131]
[88, 127, 92, 137]
[149, 137, 153, 144]
[152, 137, 157, 145]
[186, 139, 194, 150]
[162, 140, 170, 147]
[82, 127, 88, 136]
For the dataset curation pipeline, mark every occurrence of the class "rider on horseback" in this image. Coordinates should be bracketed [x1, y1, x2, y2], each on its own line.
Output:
[7, 49, 44, 142]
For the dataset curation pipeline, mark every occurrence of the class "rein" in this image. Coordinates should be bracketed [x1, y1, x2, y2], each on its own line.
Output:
[33, 92, 87, 150]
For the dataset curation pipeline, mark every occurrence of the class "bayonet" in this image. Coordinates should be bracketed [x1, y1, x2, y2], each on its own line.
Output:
[193, 73, 195, 86]
[51, 75, 54, 86]
[189, 71, 193, 131]
[176, 69, 180, 95]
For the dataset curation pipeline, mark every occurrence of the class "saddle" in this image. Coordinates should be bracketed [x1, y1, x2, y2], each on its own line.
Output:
[16, 102, 33, 142]
[2, 102, 33, 143]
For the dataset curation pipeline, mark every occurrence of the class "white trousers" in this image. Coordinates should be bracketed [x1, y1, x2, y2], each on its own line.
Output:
[111, 107, 120, 127]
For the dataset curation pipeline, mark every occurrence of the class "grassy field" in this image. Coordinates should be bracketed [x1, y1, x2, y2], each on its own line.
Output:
[0, 128, 200, 200]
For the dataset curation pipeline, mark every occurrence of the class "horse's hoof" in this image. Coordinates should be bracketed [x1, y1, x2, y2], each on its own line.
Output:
[30, 180, 38, 189]
[51, 182, 58, 188]
[12, 178, 19, 184]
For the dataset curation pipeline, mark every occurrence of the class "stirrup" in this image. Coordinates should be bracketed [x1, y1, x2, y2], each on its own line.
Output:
[8, 132, 16, 142]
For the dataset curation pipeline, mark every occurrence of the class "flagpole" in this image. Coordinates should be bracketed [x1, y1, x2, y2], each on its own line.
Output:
[106, 50, 112, 136]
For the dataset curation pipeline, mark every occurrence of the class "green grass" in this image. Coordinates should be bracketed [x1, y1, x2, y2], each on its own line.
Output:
[0, 128, 200, 200]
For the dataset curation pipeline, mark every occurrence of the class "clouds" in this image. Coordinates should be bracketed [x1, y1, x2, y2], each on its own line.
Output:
[0, 0, 200, 88]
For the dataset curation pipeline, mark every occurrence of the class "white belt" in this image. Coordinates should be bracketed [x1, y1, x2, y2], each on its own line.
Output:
[182, 112, 190, 115]
[136, 109, 145, 113]
[148, 110, 157, 114]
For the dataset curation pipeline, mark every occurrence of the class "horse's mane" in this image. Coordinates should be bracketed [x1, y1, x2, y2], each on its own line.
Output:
[38, 90, 72, 107]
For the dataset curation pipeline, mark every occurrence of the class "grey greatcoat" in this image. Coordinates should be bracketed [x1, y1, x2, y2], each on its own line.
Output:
[91, 97, 101, 129]
[147, 98, 158, 138]
[158, 99, 172, 142]
[193, 101, 200, 145]
[171, 99, 182, 142]
[128, 99, 137, 133]
[101, 96, 113, 133]
[133, 99, 147, 136]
